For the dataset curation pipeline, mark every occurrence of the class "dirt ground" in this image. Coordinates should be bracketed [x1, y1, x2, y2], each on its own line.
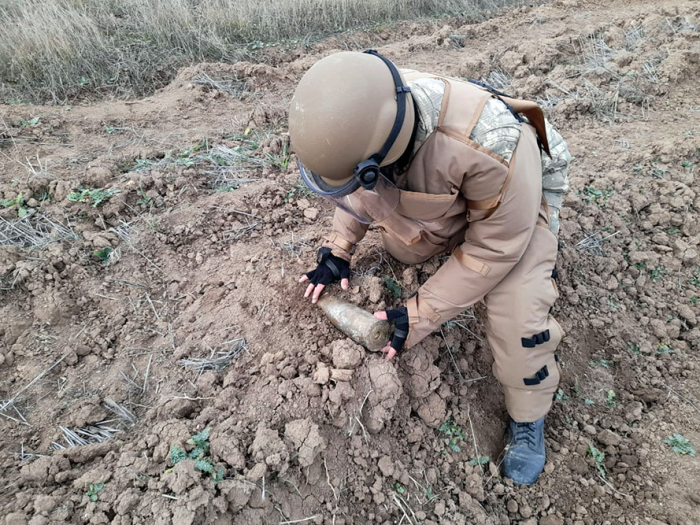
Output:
[1, 0, 700, 524]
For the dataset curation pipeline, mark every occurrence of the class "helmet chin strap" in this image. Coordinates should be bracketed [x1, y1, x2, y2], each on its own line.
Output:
[353, 50, 411, 190]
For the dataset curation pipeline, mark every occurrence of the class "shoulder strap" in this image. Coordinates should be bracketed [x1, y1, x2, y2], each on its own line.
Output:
[467, 79, 551, 157]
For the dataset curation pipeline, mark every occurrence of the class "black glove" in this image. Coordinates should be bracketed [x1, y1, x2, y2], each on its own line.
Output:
[306, 247, 350, 286]
[385, 306, 409, 353]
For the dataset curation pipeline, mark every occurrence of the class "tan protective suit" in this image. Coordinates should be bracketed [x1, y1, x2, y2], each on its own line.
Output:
[322, 72, 570, 422]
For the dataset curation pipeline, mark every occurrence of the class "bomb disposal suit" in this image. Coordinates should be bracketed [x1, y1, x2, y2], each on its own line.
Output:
[289, 51, 571, 485]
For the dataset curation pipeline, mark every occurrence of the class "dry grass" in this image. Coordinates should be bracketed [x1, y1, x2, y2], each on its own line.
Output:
[0, 214, 78, 251]
[0, 0, 524, 104]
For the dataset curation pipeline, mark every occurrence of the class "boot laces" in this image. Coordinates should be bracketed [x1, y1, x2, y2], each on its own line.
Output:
[514, 422, 537, 448]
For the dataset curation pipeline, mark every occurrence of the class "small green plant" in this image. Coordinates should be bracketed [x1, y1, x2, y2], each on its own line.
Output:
[650, 267, 667, 282]
[93, 247, 113, 264]
[682, 161, 693, 168]
[589, 358, 611, 368]
[267, 140, 290, 169]
[588, 444, 606, 478]
[19, 116, 40, 127]
[67, 187, 120, 207]
[137, 189, 154, 207]
[628, 343, 641, 355]
[439, 418, 467, 453]
[582, 185, 615, 207]
[384, 276, 401, 299]
[663, 434, 696, 457]
[688, 270, 700, 287]
[169, 428, 224, 484]
[691, 297, 698, 305]
[393, 482, 406, 495]
[85, 482, 104, 502]
[606, 390, 616, 408]
[584, 399, 595, 406]
[284, 180, 313, 203]
[468, 455, 489, 467]
[656, 344, 674, 355]
[555, 388, 569, 402]
[0, 192, 29, 217]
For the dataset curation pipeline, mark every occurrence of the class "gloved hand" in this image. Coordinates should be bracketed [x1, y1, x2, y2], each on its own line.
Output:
[373, 306, 409, 360]
[299, 247, 350, 303]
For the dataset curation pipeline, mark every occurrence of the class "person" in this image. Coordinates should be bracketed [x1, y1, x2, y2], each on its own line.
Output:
[288, 50, 571, 485]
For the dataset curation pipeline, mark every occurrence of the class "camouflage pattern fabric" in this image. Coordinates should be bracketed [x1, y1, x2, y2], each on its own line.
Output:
[408, 78, 571, 235]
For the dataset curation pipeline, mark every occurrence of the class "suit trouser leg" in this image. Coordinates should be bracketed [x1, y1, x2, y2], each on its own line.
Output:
[484, 221, 564, 423]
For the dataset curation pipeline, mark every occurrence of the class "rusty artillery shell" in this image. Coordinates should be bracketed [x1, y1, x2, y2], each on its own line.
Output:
[317, 296, 392, 352]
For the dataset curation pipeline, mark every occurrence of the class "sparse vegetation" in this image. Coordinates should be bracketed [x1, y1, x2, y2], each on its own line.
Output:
[606, 390, 617, 408]
[284, 180, 314, 203]
[384, 276, 402, 299]
[663, 434, 696, 457]
[93, 247, 113, 264]
[581, 185, 615, 207]
[439, 418, 467, 453]
[67, 187, 120, 207]
[0, 192, 29, 217]
[468, 455, 489, 467]
[590, 357, 611, 368]
[588, 444, 606, 478]
[85, 482, 104, 502]
[0, 0, 523, 103]
[170, 428, 225, 484]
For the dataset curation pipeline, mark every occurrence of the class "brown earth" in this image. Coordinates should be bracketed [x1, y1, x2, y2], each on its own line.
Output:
[1, 0, 700, 524]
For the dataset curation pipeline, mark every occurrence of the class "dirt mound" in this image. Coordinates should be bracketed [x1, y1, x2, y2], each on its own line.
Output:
[2, 0, 700, 524]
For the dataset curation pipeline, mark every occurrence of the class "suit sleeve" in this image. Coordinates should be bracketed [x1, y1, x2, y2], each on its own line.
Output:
[405, 126, 543, 348]
[321, 207, 370, 263]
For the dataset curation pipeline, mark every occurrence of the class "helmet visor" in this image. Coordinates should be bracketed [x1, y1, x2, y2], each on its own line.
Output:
[298, 159, 359, 198]
[298, 160, 399, 224]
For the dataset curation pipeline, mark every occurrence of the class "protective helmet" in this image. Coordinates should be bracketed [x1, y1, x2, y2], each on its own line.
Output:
[289, 50, 415, 196]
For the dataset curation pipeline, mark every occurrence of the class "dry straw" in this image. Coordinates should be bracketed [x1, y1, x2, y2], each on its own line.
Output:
[0, 0, 524, 103]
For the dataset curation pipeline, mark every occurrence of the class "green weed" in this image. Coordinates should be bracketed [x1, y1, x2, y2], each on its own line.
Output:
[19, 116, 40, 127]
[169, 428, 224, 484]
[439, 418, 466, 453]
[582, 185, 615, 207]
[267, 140, 290, 169]
[0, 192, 29, 217]
[93, 247, 113, 264]
[383, 276, 401, 299]
[628, 343, 641, 355]
[393, 482, 406, 495]
[137, 189, 154, 207]
[650, 267, 667, 282]
[284, 180, 313, 203]
[468, 455, 489, 467]
[663, 434, 696, 457]
[584, 399, 595, 406]
[691, 298, 698, 306]
[588, 444, 606, 478]
[85, 482, 104, 502]
[656, 344, 674, 355]
[688, 270, 700, 287]
[606, 390, 616, 408]
[67, 187, 120, 207]
[555, 388, 569, 402]
[589, 358, 611, 368]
